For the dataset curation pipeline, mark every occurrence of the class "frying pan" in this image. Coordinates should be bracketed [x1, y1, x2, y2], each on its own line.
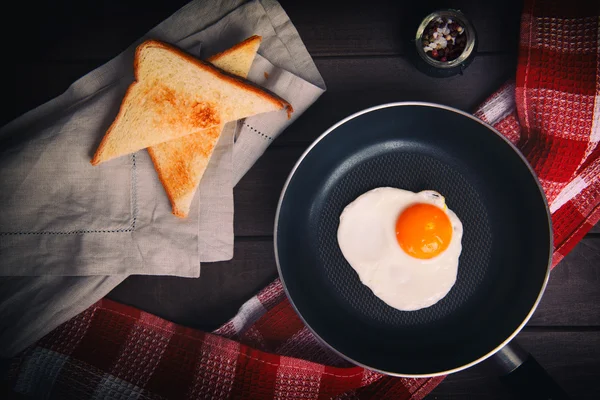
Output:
[275, 103, 569, 399]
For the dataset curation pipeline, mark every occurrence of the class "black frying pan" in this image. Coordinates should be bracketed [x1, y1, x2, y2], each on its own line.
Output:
[275, 103, 569, 399]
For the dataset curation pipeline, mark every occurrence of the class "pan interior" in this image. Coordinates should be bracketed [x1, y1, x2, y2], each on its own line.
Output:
[276, 104, 550, 375]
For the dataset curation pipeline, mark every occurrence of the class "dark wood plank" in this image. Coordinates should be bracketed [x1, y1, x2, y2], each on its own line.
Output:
[5, 1, 599, 398]
[530, 238, 600, 327]
[274, 54, 517, 145]
[108, 239, 600, 399]
[429, 331, 600, 399]
[4, 61, 101, 129]
[234, 147, 303, 237]
[2, 0, 521, 63]
[3, 53, 517, 135]
[282, 0, 522, 56]
[0, 0, 189, 63]
[109, 235, 600, 329]
[107, 238, 278, 331]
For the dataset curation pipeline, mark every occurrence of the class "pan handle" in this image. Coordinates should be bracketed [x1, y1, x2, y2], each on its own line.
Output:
[490, 341, 570, 400]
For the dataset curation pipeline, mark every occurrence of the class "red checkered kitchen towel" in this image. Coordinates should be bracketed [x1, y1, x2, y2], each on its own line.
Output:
[3, 0, 600, 398]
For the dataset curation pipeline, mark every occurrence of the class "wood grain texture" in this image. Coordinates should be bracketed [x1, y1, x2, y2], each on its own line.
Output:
[428, 331, 600, 399]
[3, 0, 599, 396]
[234, 147, 303, 236]
[271, 54, 517, 145]
[531, 238, 600, 327]
[282, 0, 522, 56]
[107, 239, 278, 331]
[2, 54, 517, 137]
[0, 0, 189, 62]
[108, 236, 600, 329]
[0, 0, 521, 62]
[4, 61, 102, 129]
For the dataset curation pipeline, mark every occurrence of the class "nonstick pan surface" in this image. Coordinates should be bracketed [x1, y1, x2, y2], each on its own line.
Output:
[274, 103, 552, 377]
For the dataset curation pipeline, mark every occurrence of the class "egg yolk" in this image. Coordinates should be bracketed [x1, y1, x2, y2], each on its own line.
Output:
[395, 203, 452, 259]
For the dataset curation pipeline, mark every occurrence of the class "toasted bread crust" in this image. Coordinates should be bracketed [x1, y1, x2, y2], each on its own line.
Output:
[207, 35, 262, 63]
[147, 146, 180, 216]
[91, 38, 293, 166]
[172, 207, 186, 218]
[149, 37, 264, 218]
[137, 40, 292, 114]
[90, 81, 139, 166]
[147, 123, 222, 218]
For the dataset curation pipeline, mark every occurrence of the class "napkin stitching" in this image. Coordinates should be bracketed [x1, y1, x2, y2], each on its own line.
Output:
[130, 153, 138, 230]
[243, 122, 273, 141]
[0, 154, 138, 235]
[0, 230, 133, 235]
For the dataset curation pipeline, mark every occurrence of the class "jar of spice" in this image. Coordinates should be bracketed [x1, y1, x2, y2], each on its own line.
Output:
[412, 9, 477, 77]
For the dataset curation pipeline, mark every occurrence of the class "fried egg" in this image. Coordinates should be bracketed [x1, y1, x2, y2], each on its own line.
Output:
[337, 188, 463, 311]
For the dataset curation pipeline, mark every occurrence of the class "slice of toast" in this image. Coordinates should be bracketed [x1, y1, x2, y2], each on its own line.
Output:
[91, 39, 290, 165]
[148, 36, 262, 218]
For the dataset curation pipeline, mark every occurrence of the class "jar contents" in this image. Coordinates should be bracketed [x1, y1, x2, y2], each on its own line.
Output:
[422, 17, 467, 62]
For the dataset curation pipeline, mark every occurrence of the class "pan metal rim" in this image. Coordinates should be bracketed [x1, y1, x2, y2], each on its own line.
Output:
[273, 101, 553, 378]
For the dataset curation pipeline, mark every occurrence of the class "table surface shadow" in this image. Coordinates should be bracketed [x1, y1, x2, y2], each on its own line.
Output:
[2, 0, 599, 398]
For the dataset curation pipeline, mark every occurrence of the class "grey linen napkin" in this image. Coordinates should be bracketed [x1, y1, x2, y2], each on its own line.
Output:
[0, 0, 325, 357]
[0, 0, 324, 275]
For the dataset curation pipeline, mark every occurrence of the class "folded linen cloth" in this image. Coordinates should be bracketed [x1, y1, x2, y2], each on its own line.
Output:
[0, 0, 325, 276]
[4, 0, 600, 398]
[0, 0, 324, 356]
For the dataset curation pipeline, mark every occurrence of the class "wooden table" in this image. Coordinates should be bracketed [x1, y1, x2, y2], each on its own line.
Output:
[4, 0, 599, 398]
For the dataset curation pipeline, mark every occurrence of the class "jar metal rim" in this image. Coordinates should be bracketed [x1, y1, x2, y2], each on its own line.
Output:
[415, 9, 476, 69]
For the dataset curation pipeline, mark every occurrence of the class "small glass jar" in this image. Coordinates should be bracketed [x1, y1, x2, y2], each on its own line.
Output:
[412, 9, 477, 78]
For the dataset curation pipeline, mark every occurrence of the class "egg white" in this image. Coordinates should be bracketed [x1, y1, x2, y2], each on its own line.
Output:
[337, 188, 463, 311]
